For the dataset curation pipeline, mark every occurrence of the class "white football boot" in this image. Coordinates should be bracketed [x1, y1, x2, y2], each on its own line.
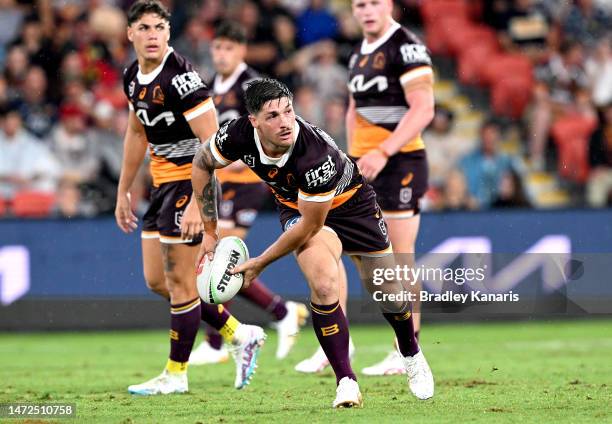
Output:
[333, 377, 363, 408]
[273, 301, 309, 359]
[127, 370, 188, 396]
[361, 350, 406, 376]
[294, 338, 355, 373]
[189, 340, 230, 365]
[230, 324, 266, 389]
[401, 349, 434, 400]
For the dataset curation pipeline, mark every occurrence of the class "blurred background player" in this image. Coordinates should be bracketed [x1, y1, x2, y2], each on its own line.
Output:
[192, 78, 434, 406]
[189, 22, 308, 365]
[114, 1, 264, 395]
[348, 0, 434, 375]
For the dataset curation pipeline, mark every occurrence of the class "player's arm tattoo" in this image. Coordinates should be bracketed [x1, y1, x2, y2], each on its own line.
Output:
[192, 139, 221, 227]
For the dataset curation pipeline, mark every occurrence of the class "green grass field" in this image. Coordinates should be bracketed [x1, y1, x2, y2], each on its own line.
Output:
[1, 320, 611, 423]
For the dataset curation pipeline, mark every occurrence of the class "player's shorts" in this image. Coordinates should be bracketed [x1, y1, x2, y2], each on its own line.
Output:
[354, 149, 428, 218]
[141, 179, 202, 245]
[219, 182, 270, 230]
[278, 184, 392, 257]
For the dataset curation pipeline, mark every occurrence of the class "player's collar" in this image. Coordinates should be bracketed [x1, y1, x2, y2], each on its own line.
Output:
[137, 46, 174, 85]
[214, 62, 248, 95]
[360, 20, 401, 55]
[253, 119, 300, 167]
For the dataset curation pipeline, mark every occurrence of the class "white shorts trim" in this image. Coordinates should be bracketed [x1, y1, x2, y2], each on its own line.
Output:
[141, 231, 160, 239]
[159, 236, 194, 244]
[382, 210, 417, 219]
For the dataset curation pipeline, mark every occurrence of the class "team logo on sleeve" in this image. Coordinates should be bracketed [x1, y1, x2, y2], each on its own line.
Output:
[128, 81, 135, 97]
[399, 44, 432, 65]
[305, 155, 336, 188]
[243, 155, 255, 168]
[171, 71, 205, 99]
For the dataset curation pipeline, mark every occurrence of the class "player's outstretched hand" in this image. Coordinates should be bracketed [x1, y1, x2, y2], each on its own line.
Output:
[357, 150, 388, 182]
[115, 192, 138, 233]
[232, 258, 264, 288]
[181, 199, 204, 240]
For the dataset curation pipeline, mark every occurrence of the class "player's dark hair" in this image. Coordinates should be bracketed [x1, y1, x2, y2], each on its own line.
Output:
[245, 78, 293, 115]
[127, 0, 171, 26]
[214, 21, 247, 44]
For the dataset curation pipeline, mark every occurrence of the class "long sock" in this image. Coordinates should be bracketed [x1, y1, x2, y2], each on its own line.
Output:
[311, 300, 356, 384]
[240, 278, 288, 321]
[383, 310, 419, 357]
[206, 326, 223, 350]
[201, 303, 240, 343]
[167, 297, 201, 373]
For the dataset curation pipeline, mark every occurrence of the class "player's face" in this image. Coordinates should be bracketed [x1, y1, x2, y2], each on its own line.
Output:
[249, 97, 296, 153]
[127, 13, 170, 63]
[211, 38, 246, 76]
[352, 0, 393, 39]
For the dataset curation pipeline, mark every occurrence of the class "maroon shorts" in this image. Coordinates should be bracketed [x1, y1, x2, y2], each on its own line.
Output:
[278, 184, 391, 256]
[219, 182, 271, 229]
[142, 179, 202, 245]
[354, 150, 428, 218]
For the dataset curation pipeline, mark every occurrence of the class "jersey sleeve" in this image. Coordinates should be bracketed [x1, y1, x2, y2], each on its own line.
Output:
[297, 130, 344, 203]
[122, 67, 135, 111]
[168, 61, 214, 122]
[209, 119, 242, 166]
[395, 31, 434, 86]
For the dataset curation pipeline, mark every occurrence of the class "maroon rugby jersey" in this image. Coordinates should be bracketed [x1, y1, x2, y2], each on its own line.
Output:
[347, 22, 433, 157]
[123, 47, 214, 186]
[210, 116, 363, 209]
[211, 63, 261, 184]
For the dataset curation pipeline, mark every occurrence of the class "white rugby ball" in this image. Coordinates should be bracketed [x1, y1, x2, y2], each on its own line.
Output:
[197, 236, 249, 304]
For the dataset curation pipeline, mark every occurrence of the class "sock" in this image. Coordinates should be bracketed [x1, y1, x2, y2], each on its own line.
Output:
[383, 310, 420, 357]
[240, 278, 288, 321]
[167, 297, 201, 372]
[201, 303, 240, 343]
[206, 326, 223, 350]
[311, 301, 356, 384]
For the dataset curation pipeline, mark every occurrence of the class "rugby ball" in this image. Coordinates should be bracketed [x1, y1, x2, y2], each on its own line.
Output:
[197, 236, 249, 304]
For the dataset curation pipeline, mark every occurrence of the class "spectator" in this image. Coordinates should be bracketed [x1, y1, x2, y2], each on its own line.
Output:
[293, 84, 323, 127]
[437, 169, 478, 212]
[491, 169, 530, 208]
[49, 103, 100, 186]
[0, 0, 24, 47]
[296, 0, 338, 47]
[323, 96, 347, 152]
[585, 36, 612, 108]
[460, 120, 514, 208]
[562, 0, 611, 47]
[334, 9, 362, 66]
[530, 40, 591, 169]
[234, 0, 277, 74]
[11, 66, 56, 139]
[423, 106, 477, 187]
[3, 45, 29, 101]
[586, 103, 612, 207]
[272, 14, 300, 89]
[0, 108, 60, 200]
[301, 40, 347, 102]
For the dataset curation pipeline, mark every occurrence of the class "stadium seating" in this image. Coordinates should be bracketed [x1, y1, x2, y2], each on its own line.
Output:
[11, 191, 56, 218]
[551, 114, 598, 184]
[457, 41, 500, 85]
[420, 0, 471, 25]
[0, 197, 7, 216]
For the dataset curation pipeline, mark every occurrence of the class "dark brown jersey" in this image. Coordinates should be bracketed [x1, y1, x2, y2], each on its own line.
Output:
[210, 116, 363, 210]
[123, 47, 214, 186]
[347, 22, 433, 157]
[211, 63, 260, 126]
[211, 63, 261, 185]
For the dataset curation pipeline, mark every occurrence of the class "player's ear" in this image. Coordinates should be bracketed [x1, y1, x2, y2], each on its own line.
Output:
[248, 114, 258, 129]
[127, 26, 133, 42]
[166, 24, 171, 43]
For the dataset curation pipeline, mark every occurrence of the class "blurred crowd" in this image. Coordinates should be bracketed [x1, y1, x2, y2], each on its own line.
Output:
[0, 0, 611, 219]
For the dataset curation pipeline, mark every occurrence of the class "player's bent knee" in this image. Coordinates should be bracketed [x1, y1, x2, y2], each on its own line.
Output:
[310, 277, 338, 303]
[145, 277, 168, 297]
